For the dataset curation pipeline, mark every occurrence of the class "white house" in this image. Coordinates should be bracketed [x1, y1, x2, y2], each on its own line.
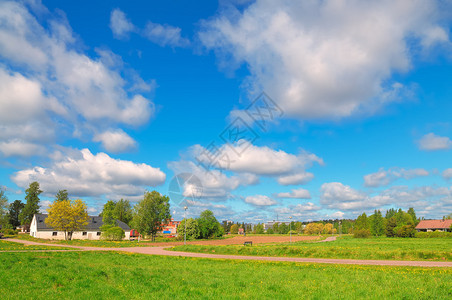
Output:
[30, 213, 131, 240]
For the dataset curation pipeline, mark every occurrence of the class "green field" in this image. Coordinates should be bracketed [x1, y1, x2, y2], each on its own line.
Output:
[9, 234, 169, 248]
[171, 236, 452, 261]
[0, 251, 450, 299]
[0, 240, 73, 251]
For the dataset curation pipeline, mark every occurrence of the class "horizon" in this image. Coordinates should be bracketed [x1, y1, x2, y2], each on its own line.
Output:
[1, 0, 452, 223]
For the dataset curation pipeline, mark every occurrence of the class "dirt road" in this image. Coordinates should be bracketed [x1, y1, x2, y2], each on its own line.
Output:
[4, 238, 452, 267]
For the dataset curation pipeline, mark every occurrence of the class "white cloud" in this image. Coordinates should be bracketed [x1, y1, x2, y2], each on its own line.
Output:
[330, 211, 345, 219]
[0, 140, 45, 157]
[443, 168, 452, 180]
[275, 188, 311, 199]
[109, 8, 189, 47]
[245, 195, 277, 206]
[277, 172, 314, 185]
[193, 140, 322, 177]
[110, 8, 136, 39]
[143, 22, 190, 47]
[12, 148, 166, 198]
[168, 159, 258, 201]
[320, 181, 452, 217]
[418, 133, 452, 151]
[199, 0, 450, 120]
[364, 167, 429, 187]
[94, 129, 137, 153]
[0, 1, 155, 157]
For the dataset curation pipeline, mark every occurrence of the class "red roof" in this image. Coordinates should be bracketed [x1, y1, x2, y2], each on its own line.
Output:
[415, 219, 452, 230]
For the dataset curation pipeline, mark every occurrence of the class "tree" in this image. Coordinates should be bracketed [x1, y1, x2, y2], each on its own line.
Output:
[355, 213, 370, 231]
[0, 188, 9, 227]
[385, 217, 397, 237]
[197, 210, 223, 239]
[323, 223, 333, 234]
[407, 207, 418, 226]
[45, 199, 89, 240]
[279, 223, 288, 234]
[253, 223, 264, 234]
[101, 200, 117, 227]
[370, 210, 385, 236]
[177, 218, 200, 240]
[230, 223, 239, 234]
[273, 222, 280, 234]
[385, 208, 396, 219]
[114, 199, 133, 225]
[8, 200, 25, 228]
[55, 189, 69, 202]
[19, 181, 42, 228]
[131, 191, 171, 241]
[304, 223, 324, 235]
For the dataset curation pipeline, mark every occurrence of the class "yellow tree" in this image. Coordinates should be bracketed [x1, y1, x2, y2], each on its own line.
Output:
[323, 223, 333, 234]
[46, 199, 89, 240]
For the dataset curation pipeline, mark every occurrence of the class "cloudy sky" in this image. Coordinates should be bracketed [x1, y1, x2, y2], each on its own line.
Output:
[1, 0, 452, 222]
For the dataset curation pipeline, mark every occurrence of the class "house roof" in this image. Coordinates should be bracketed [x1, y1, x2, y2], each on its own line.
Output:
[415, 219, 452, 230]
[34, 214, 130, 231]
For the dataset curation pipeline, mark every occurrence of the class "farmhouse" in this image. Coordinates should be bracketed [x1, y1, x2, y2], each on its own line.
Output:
[415, 219, 452, 232]
[30, 213, 131, 240]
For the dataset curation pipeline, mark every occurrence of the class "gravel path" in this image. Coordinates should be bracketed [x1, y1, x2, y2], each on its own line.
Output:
[4, 238, 452, 268]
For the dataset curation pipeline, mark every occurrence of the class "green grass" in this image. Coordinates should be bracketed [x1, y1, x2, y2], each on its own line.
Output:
[0, 251, 450, 299]
[0, 240, 73, 251]
[10, 234, 171, 248]
[171, 236, 452, 261]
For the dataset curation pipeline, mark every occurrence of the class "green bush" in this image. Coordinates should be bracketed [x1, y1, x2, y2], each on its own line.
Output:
[1, 229, 18, 235]
[101, 226, 125, 241]
[395, 225, 416, 237]
[353, 229, 371, 238]
[415, 231, 452, 238]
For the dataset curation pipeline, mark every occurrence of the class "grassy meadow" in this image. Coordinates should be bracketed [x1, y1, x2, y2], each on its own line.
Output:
[171, 236, 452, 261]
[0, 251, 450, 299]
[0, 240, 74, 251]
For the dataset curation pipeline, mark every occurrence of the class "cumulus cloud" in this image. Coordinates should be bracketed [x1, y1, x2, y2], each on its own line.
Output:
[199, 0, 450, 120]
[168, 159, 258, 201]
[321, 181, 452, 217]
[12, 148, 166, 198]
[0, 140, 45, 157]
[277, 172, 314, 185]
[110, 8, 136, 39]
[94, 129, 137, 153]
[364, 167, 429, 187]
[193, 140, 322, 180]
[418, 133, 452, 151]
[143, 22, 190, 47]
[443, 168, 452, 180]
[275, 188, 311, 199]
[245, 195, 277, 206]
[109, 8, 189, 47]
[0, 1, 155, 158]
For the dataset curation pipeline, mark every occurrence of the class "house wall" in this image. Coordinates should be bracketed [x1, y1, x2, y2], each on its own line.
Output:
[33, 229, 131, 240]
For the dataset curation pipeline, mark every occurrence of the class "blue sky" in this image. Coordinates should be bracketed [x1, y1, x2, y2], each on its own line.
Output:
[1, 0, 452, 222]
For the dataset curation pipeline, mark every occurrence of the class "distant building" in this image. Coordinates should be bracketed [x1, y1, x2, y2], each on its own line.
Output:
[30, 213, 131, 240]
[263, 221, 291, 231]
[415, 219, 452, 232]
[160, 219, 181, 235]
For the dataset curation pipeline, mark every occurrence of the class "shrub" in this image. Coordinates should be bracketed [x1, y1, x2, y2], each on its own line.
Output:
[1, 229, 18, 235]
[415, 231, 452, 238]
[353, 229, 371, 238]
[101, 226, 125, 241]
[395, 225, 416, 238]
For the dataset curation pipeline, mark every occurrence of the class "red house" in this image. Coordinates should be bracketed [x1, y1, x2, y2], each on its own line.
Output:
[415, 219, 452, 232]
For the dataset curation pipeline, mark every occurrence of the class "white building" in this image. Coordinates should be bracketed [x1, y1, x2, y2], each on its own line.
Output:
[30, 213, 131, 240]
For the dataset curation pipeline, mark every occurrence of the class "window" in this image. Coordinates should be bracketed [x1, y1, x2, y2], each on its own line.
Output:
[82, 232, 87, 236]
[97, 232, 101, 236]
[52, 232, 57, 236]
